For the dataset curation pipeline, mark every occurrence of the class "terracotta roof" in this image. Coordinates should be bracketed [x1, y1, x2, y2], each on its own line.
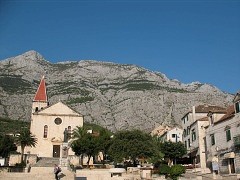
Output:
[33, 76, 47, 102]
[195, 105, 226, 113]
[197, 116, 209, 121]
[214, 105, 235, 125]
[190, 116, 209, 127]
[182, 105, 226, 119]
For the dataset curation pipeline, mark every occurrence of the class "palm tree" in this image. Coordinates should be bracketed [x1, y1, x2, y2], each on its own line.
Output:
[72, 126, 87, 141]
[71, 126, 87, 166]
[15, 128, 37, 164]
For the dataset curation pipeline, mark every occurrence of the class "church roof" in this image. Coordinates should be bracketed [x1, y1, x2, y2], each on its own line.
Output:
[33, 76, 47, 102]
[33, 101, 83, 117]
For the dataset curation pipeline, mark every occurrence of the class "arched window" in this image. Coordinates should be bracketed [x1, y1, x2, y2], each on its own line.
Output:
[43, 125, 48, 138]
[68, 126, 72, 139]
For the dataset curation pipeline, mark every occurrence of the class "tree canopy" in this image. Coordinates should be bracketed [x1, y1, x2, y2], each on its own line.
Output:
[71, 126, 100, 167]
[159, 141, 187, 165]
[108, 130, 155, 165]
[0, 134, 17, 158]
[15, 128, 37, 163]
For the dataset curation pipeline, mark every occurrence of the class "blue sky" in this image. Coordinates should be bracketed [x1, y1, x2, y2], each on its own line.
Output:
[0, 0, 239, 94]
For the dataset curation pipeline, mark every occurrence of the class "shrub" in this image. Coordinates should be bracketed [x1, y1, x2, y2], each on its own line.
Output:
[169, 164, 186, 180]
[158, 164, 170, 177]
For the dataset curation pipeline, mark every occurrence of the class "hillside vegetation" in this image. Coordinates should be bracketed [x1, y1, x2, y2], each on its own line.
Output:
[0, 51, 233, 132]
[0, 117, 30, 135]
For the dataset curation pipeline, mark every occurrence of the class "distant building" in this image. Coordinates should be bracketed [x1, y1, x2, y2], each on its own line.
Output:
[151, 125, 172, 137]
[160, 127, 183, 143]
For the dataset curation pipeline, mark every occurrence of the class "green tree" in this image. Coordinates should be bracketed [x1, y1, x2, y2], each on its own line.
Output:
[76, 123, 113, 164]
[108, 130, 155, 165]
[169, 164, 186, 180]
[96, 128, 112, 163]
[71, 126, 99, 168]
[160, 141, 187, 165]
[0, 134, 17, 158]
[148, 135, 164, 166]
[15, 128, 37, 164]
[72, 126, 86, 140]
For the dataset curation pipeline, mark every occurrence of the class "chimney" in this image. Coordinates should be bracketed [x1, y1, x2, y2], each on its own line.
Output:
[192, 106, 196, 122]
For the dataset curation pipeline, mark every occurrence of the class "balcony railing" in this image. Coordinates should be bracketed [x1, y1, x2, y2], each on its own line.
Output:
[233, 135, 240, 146]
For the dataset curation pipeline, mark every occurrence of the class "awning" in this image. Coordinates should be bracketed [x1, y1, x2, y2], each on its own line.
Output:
[224, 152, 235, 159]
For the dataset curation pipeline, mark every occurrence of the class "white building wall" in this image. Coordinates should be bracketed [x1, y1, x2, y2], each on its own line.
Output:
[30, 114, 83, 157]
[206, 113, 240, 174]
[182, 112, 209, 151]
[166, 128, 183, 142]
[26, 102, 84, 158]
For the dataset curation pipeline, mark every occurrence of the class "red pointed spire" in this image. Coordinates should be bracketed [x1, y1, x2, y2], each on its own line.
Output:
[33, 76, 47, 102]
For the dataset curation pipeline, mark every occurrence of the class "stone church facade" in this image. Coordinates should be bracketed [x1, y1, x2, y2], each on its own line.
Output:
[28, 76, 84, 158]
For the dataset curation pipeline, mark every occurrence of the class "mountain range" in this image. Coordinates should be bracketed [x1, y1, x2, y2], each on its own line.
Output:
[0, 50, 233, 132]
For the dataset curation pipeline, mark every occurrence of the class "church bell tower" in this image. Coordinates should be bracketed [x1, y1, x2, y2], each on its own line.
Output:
[32, 76, 48, 113]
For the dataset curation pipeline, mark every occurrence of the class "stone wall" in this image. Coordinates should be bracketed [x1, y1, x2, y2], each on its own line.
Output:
[9, 154, 37, 166]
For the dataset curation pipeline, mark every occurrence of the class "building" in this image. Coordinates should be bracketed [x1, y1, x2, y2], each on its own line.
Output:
[26, 76, 84, 160]
[205, 92, 240, 174]
[181, 105, 226, 171]
[160, 127, 183, 143]
[151, 125, 171, 137]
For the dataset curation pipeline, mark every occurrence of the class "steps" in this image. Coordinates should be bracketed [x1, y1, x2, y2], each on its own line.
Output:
[11, 157, 75, 179]
[32, 157, 60, 167]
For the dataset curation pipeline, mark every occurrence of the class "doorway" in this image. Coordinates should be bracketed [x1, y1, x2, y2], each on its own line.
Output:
[53, 145, 60, 157]
[229, 158, 235, 174]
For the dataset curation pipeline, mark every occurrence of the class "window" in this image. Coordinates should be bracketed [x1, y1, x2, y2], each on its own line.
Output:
[187, 127, 190, 135]
[226, 129, 231, 142]
[54, 118, 62, 125]
[210, 134, 215, 145]
[182, 118, 185, 124]
[43, 125, 48, 138]
[182, 116, 188, 124]
[185, 141, 187, 148]
[183, 129, 186, 137]
[172, 134, 176, 138]
[35, 107, 38, 112]
[188, 139, 191, 148]
[235, 102, 240, 113]
[192, 129, 196, 141]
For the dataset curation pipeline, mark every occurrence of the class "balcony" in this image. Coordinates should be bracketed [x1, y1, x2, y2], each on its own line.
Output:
[233, 135, 240, 146]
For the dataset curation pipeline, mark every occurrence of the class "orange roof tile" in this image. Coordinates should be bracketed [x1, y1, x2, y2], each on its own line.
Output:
[33, 76, 47, 102]
[195, 105, 226, 113]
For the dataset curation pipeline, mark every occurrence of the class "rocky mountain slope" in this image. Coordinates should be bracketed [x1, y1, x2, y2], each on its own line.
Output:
[0, 51, 233, 132]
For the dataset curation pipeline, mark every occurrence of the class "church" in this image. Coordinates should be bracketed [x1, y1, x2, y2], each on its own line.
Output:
[28, 76, 84, 158]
